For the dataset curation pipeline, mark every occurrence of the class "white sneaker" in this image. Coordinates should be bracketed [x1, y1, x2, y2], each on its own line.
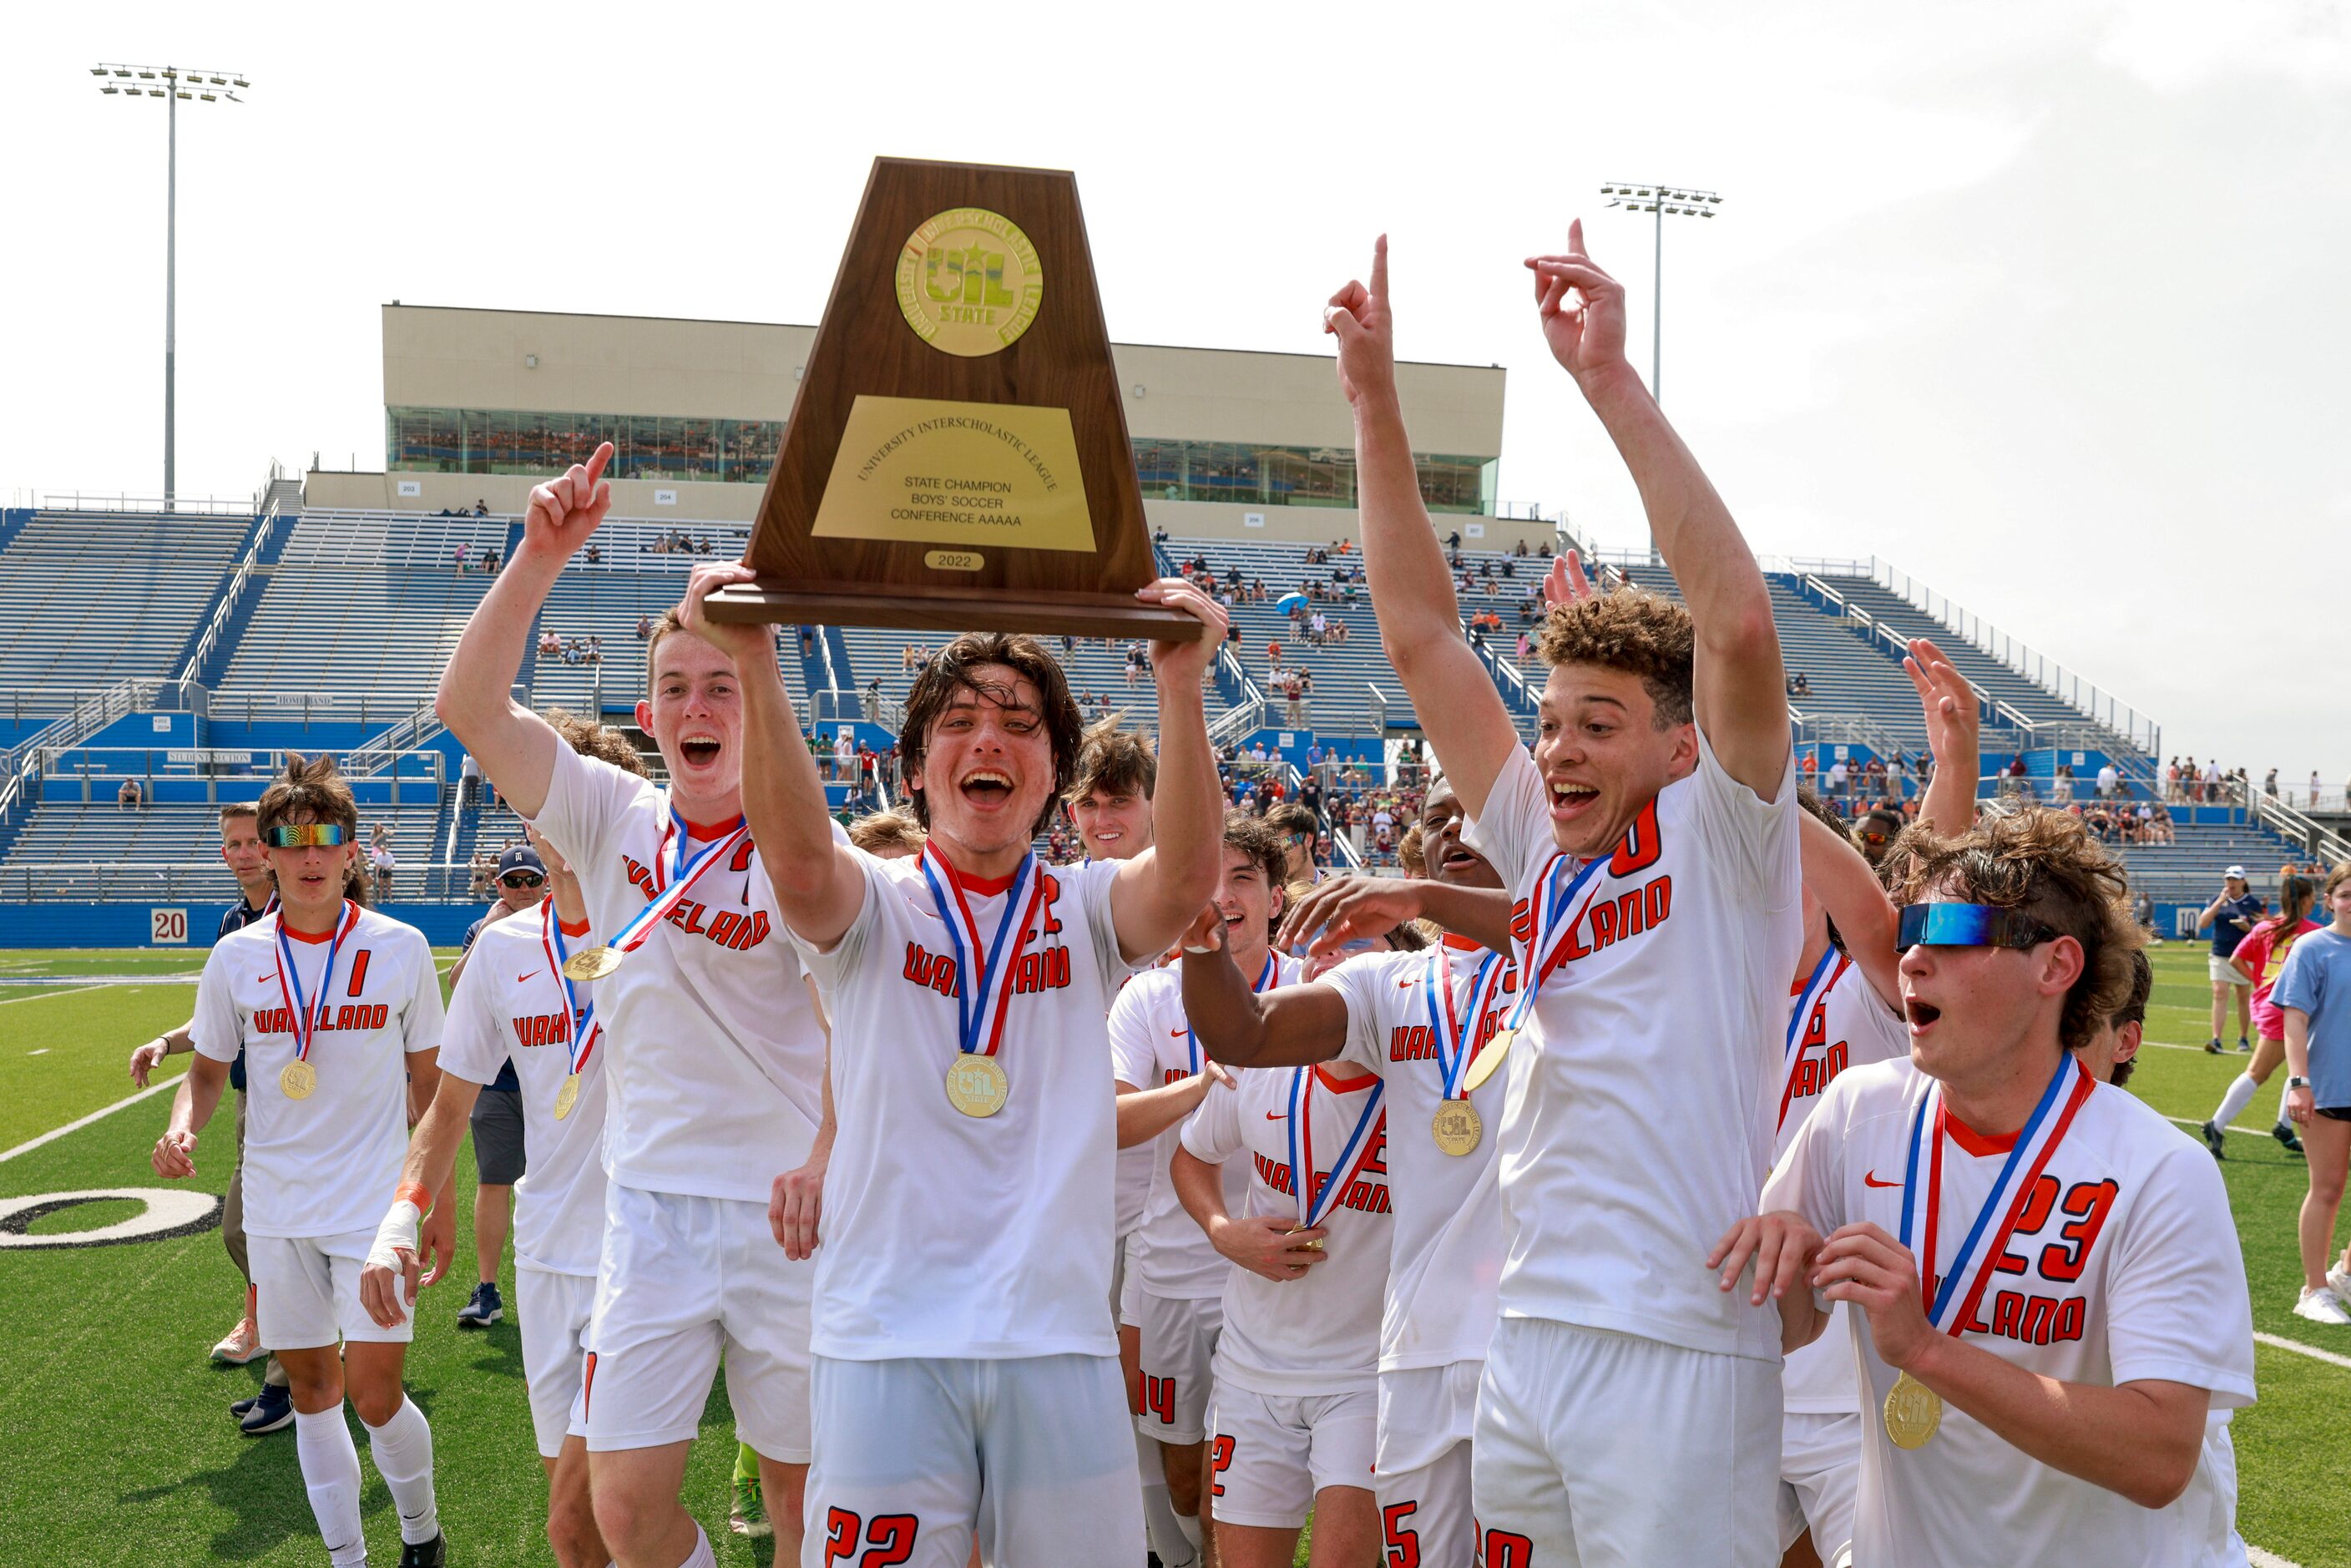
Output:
[2327, 1261, 2351, 1308]
[2294, 1285, 2351, 1325]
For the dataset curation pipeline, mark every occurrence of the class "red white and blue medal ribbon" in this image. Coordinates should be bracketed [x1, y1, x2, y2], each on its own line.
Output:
[1428, 947, 1509, 1101]
[273, 900, 358, 1072]
[600, 809, 748, 962]
[1777, 948, 1849, 1131]
[1288, 1066, 1386, 1230]
[1186, 950, 1278, 1074]
[540, 900, 601, 1080]
[1898, 1054, 2096, 1334]
[1499, 847, 1614, 1034]
[919, 844, 1044, 1062]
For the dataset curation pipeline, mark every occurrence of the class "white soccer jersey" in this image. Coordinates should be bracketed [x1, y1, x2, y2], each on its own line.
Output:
[1180, 1061, 1393, 1397]
[1763, 1057, 2256, 1568]
[190, 904, 443, 1239]
[1322, 939, 1513, 1373]
[1462, 735, 1801, 1360]
[791, 851, 1140, 1359]
[1777, 953, 1911, 1414]
[437, 904, 609, 1277]
[1107, 953, 1299, 1299]
[534, 742, 826, 1203]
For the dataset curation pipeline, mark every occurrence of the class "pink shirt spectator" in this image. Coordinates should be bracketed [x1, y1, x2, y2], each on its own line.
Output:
[2237, 916, 2323, 1039]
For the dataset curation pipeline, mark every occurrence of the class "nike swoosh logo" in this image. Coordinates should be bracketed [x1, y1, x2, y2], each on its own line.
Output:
[518, 973, 536, 984]
[1265, 1111, 1287, 1120]
[1863, 1171, 1903, 1188]
[1170, 1028, 1189, 1037]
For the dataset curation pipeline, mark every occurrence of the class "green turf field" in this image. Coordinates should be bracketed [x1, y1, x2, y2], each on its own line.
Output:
[1, 943, 2345, 1565]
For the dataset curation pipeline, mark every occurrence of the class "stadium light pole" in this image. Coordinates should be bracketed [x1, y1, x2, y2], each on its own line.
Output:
[1598, 182, 1722, 407]
[93, 62, 249, 512]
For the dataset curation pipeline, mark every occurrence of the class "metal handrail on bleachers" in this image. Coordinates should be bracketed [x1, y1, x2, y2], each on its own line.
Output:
[180, 503, 294, 683]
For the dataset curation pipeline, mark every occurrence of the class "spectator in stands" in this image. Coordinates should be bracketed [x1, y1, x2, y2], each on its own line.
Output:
[369, 834, 397, 903]
[473, 499, 488, 516]
[2098, 759, 2120, 800]
[453, 542, 471, 576]
[2311, 770, 2324, 809]
[1826, 754, 1848, 798]
[468, 850, 493, 898]
[2204, 758, 2224, 802]
[2199, 867, 2269, 1053]
[2051, 761, 2075, 803]
[117, 777, 142, 812]
[460, 750, 482, 807]
[1266, 802, 1322, 887]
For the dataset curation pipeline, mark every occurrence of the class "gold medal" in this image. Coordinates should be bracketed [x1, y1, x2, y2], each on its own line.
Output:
[562, 944, 624, 982]
[1431, 1100, 1483, 1156]
[944, 1055, 1009, 1118]
[554, 1073, 581, 1121]
[279, 1060, 316, 1100]
[1883, 1371, 1942, 1449]
[1285, 1225, 1327, 1252]
[1458, 1027, 1515, 1095]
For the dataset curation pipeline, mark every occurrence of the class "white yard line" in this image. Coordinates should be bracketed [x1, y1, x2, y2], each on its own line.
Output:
[0, 1077, 177, 1164]
[2250, 1546, 2303, 1567]
[2253, 1329, 2351, 1374]
[0, 984, 106, 1005]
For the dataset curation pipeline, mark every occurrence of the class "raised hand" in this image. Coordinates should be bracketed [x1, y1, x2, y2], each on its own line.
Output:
[1135, 575, 1229, 689]
[1277, 875, 1426, 958]
[520, 441, 616, 562]
[679, 559, 778, 668]
[1524, 220, 1631, 386]
[1322, 235, 1398, 409]
[1541, 548, 1601, 612]
[129, 1039, 166, 1088]
[1904, 638, 1977, 771]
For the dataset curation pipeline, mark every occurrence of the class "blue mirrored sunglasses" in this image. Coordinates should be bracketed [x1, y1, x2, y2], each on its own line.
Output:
[1895, 903, 2057, 953]
[265, 823, 348, 847]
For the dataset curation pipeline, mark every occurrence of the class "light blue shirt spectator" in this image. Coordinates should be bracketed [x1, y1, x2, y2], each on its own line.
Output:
[2273, 926, 2351, 1107]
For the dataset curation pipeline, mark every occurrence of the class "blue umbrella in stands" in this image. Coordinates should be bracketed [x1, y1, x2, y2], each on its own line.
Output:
[1275, 591, 1307, 615]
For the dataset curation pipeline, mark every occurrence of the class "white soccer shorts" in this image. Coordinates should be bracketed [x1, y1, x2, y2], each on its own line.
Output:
[1132, 1289, 1223, 1446]
[1206, 1382, 1377, 1531]
[584, 1182, 811, 1460]
[1777, 1409, 1862, 1561]
[805, 1353, 1140, 1568]
[251, 1230, 411, 1349]
[1374, 1361, 1480, 1568]
[1472, 1319, 1781, 1567]
[516, 1265, 595, 1459]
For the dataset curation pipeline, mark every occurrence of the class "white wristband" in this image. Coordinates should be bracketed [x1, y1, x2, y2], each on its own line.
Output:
[367, 1198, 422, 1281]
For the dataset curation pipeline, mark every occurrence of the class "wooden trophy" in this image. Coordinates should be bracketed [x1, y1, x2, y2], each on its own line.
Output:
[705, 156, 1201, 640]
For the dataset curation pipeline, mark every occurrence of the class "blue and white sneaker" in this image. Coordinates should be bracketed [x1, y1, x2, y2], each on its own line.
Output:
[456, 1281, 503, 1328]
[240, 1381, 295, 1435]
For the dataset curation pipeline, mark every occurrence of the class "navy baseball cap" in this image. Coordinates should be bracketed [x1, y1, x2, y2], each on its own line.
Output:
[497, 846, 546, 880]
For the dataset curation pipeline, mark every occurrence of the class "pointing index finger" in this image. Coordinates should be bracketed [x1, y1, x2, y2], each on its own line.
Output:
[584, 441, 614, 490]
[1370, 234, 1388, 302]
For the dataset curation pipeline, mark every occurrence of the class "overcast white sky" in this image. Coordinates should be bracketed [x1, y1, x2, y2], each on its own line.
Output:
[6, 2, 2347, 788]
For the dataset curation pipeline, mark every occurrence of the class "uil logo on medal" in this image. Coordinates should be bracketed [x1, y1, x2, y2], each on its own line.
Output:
[896, 207, 1044, 358]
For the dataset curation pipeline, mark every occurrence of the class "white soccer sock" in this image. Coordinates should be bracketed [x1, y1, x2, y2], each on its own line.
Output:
[1141, 1475, 1196, 1567]
[2212, 1072, 2259, 1131]
[676, 1525, 717, 1568]
[293, 1405, 368, 1568]
[361, 1396, 439, 1545]
[1175, 1509, 1204, 1550]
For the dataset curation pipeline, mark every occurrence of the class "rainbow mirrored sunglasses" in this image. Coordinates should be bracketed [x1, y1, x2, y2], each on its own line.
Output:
[264, 823, 349, 848]
[1895, 903, 2057, 953]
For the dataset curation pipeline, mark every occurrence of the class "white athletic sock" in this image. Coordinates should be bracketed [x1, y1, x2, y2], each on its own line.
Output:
[293, 1405, 367, 1568]
[1142, 1476, 1196, 1567]
[1175, 1509, 1204, 1550]
[361, 1396, 439, 1545]
[676, 1525, 717, 1568]
[2212, 1072, 2259, 1130]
